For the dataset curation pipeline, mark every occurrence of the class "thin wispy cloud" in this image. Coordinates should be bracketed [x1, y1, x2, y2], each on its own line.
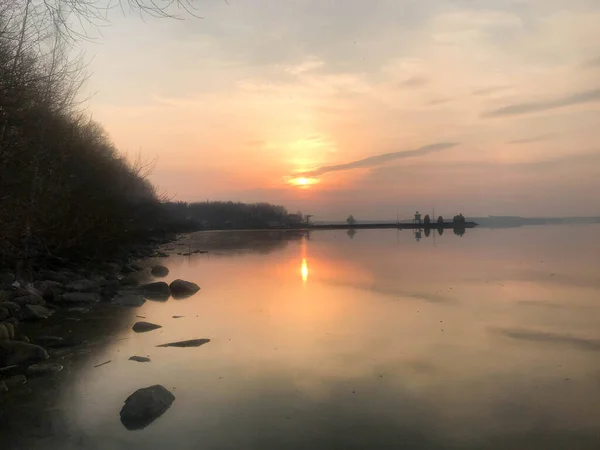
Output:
[483, 88, 600, 118]
[299, 142, 458, 177]
[398, 76, 428, 88]
[472, 86, 510, 97]
[582, 56, 600, 69]
[507, 135, 553, 145]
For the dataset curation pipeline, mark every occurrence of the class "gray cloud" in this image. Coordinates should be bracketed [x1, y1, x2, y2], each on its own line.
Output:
[484, 88, 600, 117]
[299, 142, 458, 177]
[398, 76, 429, 88]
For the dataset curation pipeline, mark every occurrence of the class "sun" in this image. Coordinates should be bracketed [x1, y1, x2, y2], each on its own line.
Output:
[289, 177, 319, 188]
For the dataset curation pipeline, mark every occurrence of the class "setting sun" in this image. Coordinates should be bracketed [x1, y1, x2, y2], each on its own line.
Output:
[289, 177, 319, 188]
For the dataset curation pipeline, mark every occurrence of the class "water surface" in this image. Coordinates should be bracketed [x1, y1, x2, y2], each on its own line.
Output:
[5, 226, 600, 449]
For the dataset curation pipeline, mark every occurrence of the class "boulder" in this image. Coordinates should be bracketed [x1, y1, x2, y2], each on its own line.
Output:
[1, 302, 20, 315]
[119, 385, 175, 430]
[27, 362, 64, 375]
[0, 307, 9, 321]
[56, 293, 101, 304]
[101, 280, 121, 298]
[0, 341, 49, 366]
[37, 270, 71, 284]
[33, 280, 65, 300]
[4, 322, 15, 339]
[13, 294, 46, 306]
[157, 338, 210, 348]
[169, 279, 200, 298]
[0, 324, 9, 341]
[0, 290, 11, 302]
[140, 282, 170, 301]
[150, 265, 169, 277]
[113, 294, 146, 307]
[131, 262, 145, 271]
[120, 274, 141, 287]
[129, 356, 151, 363]
[66, 279, 100, 293]
[121, 265, 136, 274]
[132, 322, 162, 333]
[4, 374, 27, 388]
[34, 336, 64, 348]
[0, 272, 16, 286]
[21, 304, 54, 321]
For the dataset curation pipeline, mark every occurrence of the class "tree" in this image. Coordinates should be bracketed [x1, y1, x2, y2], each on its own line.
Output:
[346, 215, 356, 226]
[423, 214, 431, 225]
[453, 213, 466, 227]
[437, 216, 444, 225]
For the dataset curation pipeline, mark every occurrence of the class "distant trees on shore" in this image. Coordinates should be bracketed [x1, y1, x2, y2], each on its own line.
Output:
[346, 215, 357, 226]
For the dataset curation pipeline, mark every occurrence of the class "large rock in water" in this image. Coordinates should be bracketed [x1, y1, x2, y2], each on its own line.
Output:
[0, 341, 49, 366]
[169, 279, 200, 298]
[27, 362, 64, 375]
[132, 322, 162, 333]
[56, 293, 101, 304]
[119, 385, 175, 430]
[113, 294, 146, 307]
[157, 338, 210, 348]
[140, 282, 170, 301]
[150, 265, 169, 277]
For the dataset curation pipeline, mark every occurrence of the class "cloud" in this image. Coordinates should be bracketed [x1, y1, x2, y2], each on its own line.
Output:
[507, 135, 553, 145]
[398, 76, 429, 88]
[298, 142, 458, 177]
[472, 86, 510, 96]
[483, 88, 600, 117]
[582, 56, 600, 69]
[493, 328, 600, 352]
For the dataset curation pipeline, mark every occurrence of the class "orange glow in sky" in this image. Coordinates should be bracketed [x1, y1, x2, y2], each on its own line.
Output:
[289, 177, 319, 188]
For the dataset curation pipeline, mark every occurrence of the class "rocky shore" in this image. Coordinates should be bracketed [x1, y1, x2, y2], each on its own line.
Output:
[0, 233, 198, 394]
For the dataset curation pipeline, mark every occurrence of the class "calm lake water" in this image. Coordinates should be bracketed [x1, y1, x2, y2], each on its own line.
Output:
[4, 225, 600, 449]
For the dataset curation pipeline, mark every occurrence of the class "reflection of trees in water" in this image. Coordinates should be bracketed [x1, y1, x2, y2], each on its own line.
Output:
[424, 228, 431, 238]
[184, 230, 308, 256]
[347, 229, 357, 240]
[437, 228, 444, 236]
[453, 228, 465, 237]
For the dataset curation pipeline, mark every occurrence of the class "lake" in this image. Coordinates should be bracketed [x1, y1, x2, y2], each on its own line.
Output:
[3, 225, 600, 449]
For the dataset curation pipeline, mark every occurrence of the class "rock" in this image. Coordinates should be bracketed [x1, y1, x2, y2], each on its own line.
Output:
[0, 324, 9, 341]
[172, 316, 184, 319]
[129, 356, 151, 363]
[120, 275, 140, 287]
[33, 280, 65, 300]
[34, 336, 64, 348]
[4, 322, 15, 339]
[150, 265, 169, 277]
[13, 294, 46, 306]
[1, 302, 20, 315]
[37, 270, 71, 284]
[66, 279, 100, 293]
[157, 338, 210, 348]
[4, 374, 27, 388]
[132, 322, 162, 333]
[0, 290, 11, 302]
[0, 380, 7, 393]
[113, 294, 146, 307]
[67, 307, 89, 314]
[0, 341, 49, 366]
[119, 385, 175, 430]
[0, 307, 9, 321]
[131, 262, 145, 271]
[155, 252, 169, 258]
[140, 282, 170, 301]
[121, 265, 135, 274]
[99, 262, 121, 274]
[101, 280, 121, 298]
[56, 293, 101, 304]
[169, 279, 200, 298]
[22, 304, 54, 320]
[27, 362, 64, 375]
[16, 335, 29, 343]
[0, 272, 16, 286]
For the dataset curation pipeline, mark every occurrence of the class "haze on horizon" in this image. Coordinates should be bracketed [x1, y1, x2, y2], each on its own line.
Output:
[82, 0, 600, 220]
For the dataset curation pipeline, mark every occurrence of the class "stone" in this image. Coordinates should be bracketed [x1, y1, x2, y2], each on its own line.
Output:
[113, 295, 146, 307]
[157, 338, 210, 348]
[1, 302, 19, 315]
[121, 265, 135, 274]
[0, 380, 7, 393]
[4, 374, 27, 388]
[16, 335, 29, 343]
[56, 293, 101, 304]
[66, 279, 100, 293]
[0, 272, 16, 287]
[67, 307, 89, 314]
[169, 279, 200, 298]
[132, 322, 162, 333]
[27, 362, 64, 375]
[33, 280, 65, 300]
[0, 341, 49, 366]
[140, 282, 170, 301]
[150, 265, 169, 277]
[13, 294, 46, 306]
[119, 385, 175, 430]
[101, 280, 121, 298]
[22, 304, 54, 320]
[129, 356, 151, 363]
[0, 290, 11, 302]
[4, 322, 15, 339]
[0, 324, 9, 341]
[34, 336, 64, 348]
[37, 270, 71, 284]
[120, 275, 140, 287]
[0, 307, 9, 321]
[131, 262, 145, 271]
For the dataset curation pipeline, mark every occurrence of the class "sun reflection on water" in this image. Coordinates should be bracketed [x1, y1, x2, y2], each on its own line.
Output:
[301, 258, 308, 284]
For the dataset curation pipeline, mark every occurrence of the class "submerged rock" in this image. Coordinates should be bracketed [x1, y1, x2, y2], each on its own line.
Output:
[150, 265, 169, 277]
[27, 362, 64, 375]
[129, 356, 151, 363]
[119, 385, 175, 430]
[157, 338, 210, 348]
[169, 279, 200, 298]
[0, 341, 49, 366]
[140, 282, 170, 301]
[132, 322, 162, 333]
[56, 293, 101, 304]
[113, 294, 146, 307]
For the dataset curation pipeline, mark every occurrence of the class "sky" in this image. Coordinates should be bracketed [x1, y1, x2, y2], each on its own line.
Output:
[80, 0, 600, 220]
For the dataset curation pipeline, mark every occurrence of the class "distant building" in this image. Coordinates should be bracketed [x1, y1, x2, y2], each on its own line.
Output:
[413, 211, 422, 224]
